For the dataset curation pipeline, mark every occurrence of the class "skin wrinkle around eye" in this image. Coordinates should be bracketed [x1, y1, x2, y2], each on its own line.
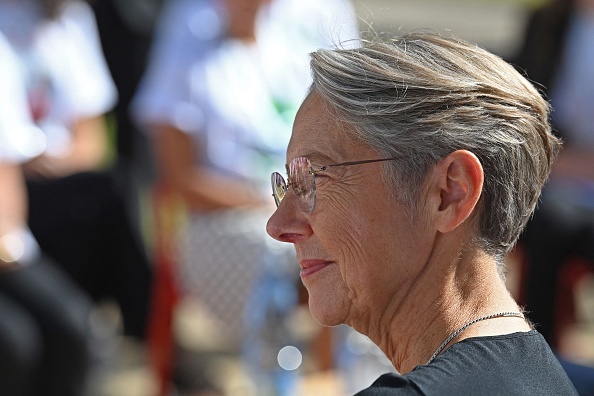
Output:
[312, 161, 363, 210]
[283, 156, 352, 209]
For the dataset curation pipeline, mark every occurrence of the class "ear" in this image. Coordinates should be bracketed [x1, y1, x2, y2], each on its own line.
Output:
[429, 150, 484, 233]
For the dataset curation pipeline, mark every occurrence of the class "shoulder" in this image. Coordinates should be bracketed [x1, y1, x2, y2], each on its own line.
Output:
[355, 373, 422, 396]
[357, 332, 578, 396]
[415, 331, 578, 395]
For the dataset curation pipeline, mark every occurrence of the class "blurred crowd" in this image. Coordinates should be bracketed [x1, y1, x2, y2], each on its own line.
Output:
[0, 0, 593, 395]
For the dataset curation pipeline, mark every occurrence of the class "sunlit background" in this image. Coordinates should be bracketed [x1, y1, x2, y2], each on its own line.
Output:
[86, 1, 594, 395]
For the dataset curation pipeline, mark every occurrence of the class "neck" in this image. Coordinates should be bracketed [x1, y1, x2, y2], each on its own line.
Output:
[360, 242, 528, 374]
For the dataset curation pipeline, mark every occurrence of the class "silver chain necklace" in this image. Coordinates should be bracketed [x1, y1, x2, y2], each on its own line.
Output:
[426, 311, 525, 365]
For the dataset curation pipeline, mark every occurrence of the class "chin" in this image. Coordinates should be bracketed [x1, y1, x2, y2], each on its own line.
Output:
[306, 288, 347, 327]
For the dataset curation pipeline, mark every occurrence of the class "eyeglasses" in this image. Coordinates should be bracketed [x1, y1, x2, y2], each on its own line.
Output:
[271, 156, 400, 213]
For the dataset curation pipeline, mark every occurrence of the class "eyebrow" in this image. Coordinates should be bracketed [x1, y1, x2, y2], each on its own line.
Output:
[286, 152, 335, 168]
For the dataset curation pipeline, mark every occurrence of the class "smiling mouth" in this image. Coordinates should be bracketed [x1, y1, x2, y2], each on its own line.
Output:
[299, 260, 333, 278]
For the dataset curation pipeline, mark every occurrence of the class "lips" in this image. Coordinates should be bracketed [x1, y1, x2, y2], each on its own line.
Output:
[299, 259, 333, 278]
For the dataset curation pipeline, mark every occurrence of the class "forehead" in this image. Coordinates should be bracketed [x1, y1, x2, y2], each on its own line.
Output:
[288, 92, 365, 164]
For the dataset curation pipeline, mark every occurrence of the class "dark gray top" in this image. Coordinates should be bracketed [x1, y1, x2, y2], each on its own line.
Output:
[356, 331, 578, 395]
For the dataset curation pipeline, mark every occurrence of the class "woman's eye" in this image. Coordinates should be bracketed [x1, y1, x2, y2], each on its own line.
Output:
[314, 173, 330, 185]
[293, 184, 305, 196]
[287, 182, 303, 196]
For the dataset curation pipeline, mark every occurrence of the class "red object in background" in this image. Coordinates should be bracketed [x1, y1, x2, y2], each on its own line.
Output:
[147, 183, 182, 396]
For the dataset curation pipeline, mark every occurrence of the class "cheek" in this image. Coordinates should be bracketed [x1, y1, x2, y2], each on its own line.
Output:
[317, 189, 427, 298]
[320, 180, 393, 246]
[316, 185, 370, 259]
[316, 190, 393, 286]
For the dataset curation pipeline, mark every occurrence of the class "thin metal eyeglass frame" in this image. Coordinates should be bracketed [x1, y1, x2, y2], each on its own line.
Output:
[271, 156, 400, 213]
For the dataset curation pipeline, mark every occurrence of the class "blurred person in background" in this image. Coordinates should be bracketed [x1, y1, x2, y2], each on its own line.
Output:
[132, 0, 360, 393]
[0, 0, 153, 341]
[0, 33, 92, 396]
[512, 0, 594, 393]
[91, 0, 165, 226]
[92, 0, 165, 169]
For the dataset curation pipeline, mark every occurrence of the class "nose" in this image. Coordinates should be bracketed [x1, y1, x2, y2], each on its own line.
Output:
[266, 193, 312, 244]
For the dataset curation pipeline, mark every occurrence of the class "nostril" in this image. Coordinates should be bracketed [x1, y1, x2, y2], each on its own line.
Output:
[266, 209, 287, 241]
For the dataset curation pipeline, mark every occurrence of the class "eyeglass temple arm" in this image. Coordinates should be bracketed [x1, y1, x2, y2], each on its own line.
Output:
[314, 157, 400, 173]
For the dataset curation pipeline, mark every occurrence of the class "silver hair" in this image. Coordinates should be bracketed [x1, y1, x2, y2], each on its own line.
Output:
[309, 32, 561, 262]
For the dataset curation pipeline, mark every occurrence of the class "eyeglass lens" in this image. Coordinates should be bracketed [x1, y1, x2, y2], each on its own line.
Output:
[271, 157, 317, 213]
[271, 172, 286, 207]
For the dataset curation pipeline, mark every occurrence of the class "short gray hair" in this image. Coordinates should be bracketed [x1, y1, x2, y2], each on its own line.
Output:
[309, 32, 560, 260]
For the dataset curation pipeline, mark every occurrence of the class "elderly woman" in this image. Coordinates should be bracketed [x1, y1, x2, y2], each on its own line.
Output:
[267, 32, 579, 395]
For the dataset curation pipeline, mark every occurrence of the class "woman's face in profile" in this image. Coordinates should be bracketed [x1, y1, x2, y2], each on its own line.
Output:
[267, 92, 434, 330]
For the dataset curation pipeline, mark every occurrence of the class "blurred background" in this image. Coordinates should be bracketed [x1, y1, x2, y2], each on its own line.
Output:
[1, 0, 593, 395]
